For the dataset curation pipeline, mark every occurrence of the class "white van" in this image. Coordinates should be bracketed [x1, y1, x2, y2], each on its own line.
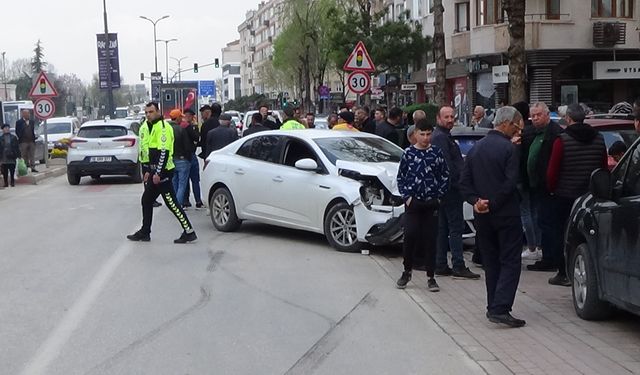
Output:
[40, 117, 81, 151]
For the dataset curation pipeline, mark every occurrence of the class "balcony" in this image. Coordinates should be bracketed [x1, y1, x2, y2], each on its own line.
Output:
[450, 31, 470, 59]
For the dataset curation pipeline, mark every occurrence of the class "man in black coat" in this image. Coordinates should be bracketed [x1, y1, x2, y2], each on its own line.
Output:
[259, 104, 281, 130]
[15, 109, 38, 172]
[243, 113, 269, 137]
[376, 107, 401, 145]
[198, 103, 222, 159]
[205, 114, 238, 158]
[460, 106, 526, 328]
[355, 107, 376, 134]
[521, 102, 563, 271]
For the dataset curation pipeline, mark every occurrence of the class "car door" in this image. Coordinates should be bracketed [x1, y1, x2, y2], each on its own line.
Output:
[266, 137, 333, 230]
[595, 142, 640, 307]
[232, 134, 286, 220]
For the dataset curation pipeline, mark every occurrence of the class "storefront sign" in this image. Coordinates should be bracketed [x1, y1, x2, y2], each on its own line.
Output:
[492, 65, 509, 84]
[401, 84, 417, 91]
[426, 63, 436, 84]
[593, 61, 640, 80]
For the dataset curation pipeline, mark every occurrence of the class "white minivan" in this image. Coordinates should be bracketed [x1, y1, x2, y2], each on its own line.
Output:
[39, 117, 81, 151]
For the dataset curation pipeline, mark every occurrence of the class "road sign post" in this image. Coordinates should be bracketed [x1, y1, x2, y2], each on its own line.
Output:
[29, 71, 58, 168]
[343, 41, 375, 104]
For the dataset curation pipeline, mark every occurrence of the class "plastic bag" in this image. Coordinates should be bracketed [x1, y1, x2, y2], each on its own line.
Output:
[17, 158, 27, 177]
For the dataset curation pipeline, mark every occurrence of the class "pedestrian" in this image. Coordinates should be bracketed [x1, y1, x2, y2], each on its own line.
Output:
[206, 114, 239, 156]
[471, 106, 493, 128]
[168, 109, 192, 208]
[332, 111, 359, 131]
[355, 107, 376, 133]
[608, 140, 627, 164]
[198, 103, 221, 159]
[327, 113, 339, 129]
[522, 102, 563, 272]
[260, 104, 281, 130]
[432, 105, 480, 279]
[376, 107, 401, 145]
[396, 119, 449, 292]
[305, 113, 316, 129]
[460, 106, 526, 328]
[127, 102, 197, 244]
[181, 108, 204, 209]
[0, 124, 21, 187]
[406, 125, 416, 146]
[634, 104, 640, 134]
[15, 109, 38, 173]
[243, 112, 270, 136]
[545, 103, 607, 286]
[374, 107, 386, 128]
[280, 107, 306, 130]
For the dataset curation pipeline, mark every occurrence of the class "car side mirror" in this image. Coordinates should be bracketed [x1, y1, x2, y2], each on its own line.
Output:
[295, 158, 319, 172]
[590, 168, 612, 200]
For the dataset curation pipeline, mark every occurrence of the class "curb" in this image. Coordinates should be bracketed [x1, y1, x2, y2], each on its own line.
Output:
[11, 165, 67, 185]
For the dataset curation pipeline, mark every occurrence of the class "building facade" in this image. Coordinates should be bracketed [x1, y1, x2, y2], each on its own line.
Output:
[222, 40, 242, 104]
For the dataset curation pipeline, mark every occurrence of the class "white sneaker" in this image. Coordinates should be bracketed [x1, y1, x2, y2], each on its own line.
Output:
[521, 248, 542, 260]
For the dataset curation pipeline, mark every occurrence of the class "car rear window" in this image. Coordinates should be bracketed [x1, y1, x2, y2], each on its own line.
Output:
[600, 130, 639, 150]
[77, 126, 127, 138]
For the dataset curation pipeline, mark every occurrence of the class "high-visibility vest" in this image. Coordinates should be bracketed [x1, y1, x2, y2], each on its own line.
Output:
[280, 119, 306, 130]
[140, 119, 175, 171]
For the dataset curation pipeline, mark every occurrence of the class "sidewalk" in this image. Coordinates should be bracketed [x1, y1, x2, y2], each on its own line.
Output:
[373, 251, 640, 375]
[0, 158, 66, 187]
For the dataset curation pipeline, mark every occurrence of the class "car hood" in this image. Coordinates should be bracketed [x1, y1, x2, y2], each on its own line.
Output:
[335, 160, 399, 194]
[45, 133, 73, 143]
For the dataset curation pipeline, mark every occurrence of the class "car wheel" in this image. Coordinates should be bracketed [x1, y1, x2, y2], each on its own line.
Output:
[572, 243, 613, 320]
[209, 187, 241, 232]
[67, 172, 81, 185]
[131, 162, 143, 183]
[324, 202, 361, 252]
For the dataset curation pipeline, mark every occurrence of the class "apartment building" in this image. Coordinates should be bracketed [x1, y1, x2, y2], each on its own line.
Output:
[238, 0, 285, 99]
[221, 40, 242, 104]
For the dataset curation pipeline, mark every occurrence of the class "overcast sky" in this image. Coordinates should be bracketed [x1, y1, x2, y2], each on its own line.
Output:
[1, 0, 258, 86]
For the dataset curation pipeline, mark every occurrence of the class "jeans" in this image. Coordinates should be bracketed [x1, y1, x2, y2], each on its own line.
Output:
[519, 187, 541, 249]
[436, 189, 466, 270]
[538, 194, 574, 275]
[172, 158, 190, 206]
[184, 154, 203, 205]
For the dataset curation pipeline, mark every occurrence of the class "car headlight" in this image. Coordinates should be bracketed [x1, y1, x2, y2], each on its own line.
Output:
[360, 185, 383, 207]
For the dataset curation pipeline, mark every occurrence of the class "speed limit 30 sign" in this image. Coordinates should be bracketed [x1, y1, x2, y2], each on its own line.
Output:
[347, 71, 371, 95]
[34, 97, 56, 120]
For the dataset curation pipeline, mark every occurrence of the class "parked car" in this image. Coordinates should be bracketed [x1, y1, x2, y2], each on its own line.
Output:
[564, 136, 640, 320]
[314, 116, 329, 130]
[66, 119, 141, 185]
[38, 117, 81, 151]
[201, 130, 405, 252]
[242, 110, 283, 135]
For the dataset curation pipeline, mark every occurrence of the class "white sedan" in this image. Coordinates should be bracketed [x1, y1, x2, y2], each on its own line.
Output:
[201, 130, 406, 252]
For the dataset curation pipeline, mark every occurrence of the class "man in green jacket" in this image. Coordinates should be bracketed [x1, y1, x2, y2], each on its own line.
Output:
[127, 102, 197, 244]
[280, 106, 306, 130]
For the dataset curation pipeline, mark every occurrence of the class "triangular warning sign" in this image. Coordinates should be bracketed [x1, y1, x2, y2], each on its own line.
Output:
[343, 41, 376, 72]
[29, 71, 59, 98]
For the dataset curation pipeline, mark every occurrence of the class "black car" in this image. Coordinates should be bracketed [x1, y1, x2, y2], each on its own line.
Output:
[564, 136, 640, 320]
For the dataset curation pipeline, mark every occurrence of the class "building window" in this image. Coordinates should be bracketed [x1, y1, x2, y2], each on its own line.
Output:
[476, 0, 499, 25]
[592, 0, 633, 17]
[547, 0, 560, 19]
[455, 2, 470, 32]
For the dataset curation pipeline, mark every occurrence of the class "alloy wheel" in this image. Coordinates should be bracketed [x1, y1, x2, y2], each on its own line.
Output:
[212, 193, 230, 226]
[573, 254, 587, 310]
[329, 208, 357, 247]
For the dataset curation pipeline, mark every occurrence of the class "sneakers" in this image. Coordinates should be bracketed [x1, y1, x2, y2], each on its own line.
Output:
[427, 278, 440, 292]
[486, 312, 526, 328]
[174, 231, 198, 244]
[195, 202, 205, 209]
[126, 230, 150, 242]
[452, 267, 481, 280]
[435, 267, 453, 276]
[548, 272, 571, 287]
[396, 271, 411, 289]
[31, 168, 39, 173]
[183, 202, 192, 208]
[527, 261, 557, 272]
[521, 247, 542, 261]
[152, 201, 162, 208]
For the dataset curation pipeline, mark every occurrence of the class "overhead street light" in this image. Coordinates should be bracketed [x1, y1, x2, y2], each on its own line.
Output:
[139, 15, 169, 74]
[171, 56, 188, 82]
[156, 38, 177, 84]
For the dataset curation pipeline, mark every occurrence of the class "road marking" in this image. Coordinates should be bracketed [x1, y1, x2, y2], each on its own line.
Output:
[20, 240, 134, 375]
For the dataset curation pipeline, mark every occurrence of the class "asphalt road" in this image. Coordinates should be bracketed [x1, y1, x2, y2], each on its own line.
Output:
[1, 175, 484, 375]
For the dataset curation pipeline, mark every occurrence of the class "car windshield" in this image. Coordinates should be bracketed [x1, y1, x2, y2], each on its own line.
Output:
[601, 129, 638, 150]
[314, 136, 403, 165]
[40, 122, 71, 135]
[77, 126, 127, 138]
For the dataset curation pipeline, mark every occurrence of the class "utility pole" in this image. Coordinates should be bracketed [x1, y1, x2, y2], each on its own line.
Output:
[157, 38, 177, 84]
[102, 0, 115, 118]
[1, 52, 7, 100]
[139, 15, 169, 75]
[171, 56, 188, 82]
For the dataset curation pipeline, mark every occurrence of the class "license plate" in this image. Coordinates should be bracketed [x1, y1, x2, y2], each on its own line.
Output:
[90, 156, 112, 162]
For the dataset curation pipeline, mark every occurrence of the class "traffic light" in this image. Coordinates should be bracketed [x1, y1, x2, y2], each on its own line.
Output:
[356, 50, 363, 67]
[140, 73, 144, 81]
[214, 58, 219, 68]
[193, 63, 199, 73]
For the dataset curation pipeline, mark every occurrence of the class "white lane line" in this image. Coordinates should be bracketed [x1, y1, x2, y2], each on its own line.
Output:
[20, 241, 134, 375]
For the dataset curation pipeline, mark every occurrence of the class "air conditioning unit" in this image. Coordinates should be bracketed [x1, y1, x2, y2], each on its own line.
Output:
[593, 22, 626, 48]
[248, 62, 252, 68]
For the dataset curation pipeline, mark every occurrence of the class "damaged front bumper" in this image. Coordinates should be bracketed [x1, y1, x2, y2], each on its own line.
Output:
[353, 202, 405, 246]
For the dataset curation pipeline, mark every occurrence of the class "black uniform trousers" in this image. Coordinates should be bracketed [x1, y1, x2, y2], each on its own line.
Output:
[141, 171, 194, 235]
[475, 214, 522, 315]
[403, 199, 439, 278]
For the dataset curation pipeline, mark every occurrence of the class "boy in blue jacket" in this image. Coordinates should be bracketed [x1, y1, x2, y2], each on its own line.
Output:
[396, 119, 450, 292]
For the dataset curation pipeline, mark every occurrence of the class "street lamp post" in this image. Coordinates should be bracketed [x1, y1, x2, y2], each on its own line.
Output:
[1, 52, 7, 100]
[171, 56, 188, 82]
[157, 38, 177, 83]
[102, 0, 114, 119]
[139, 15, 169, 75]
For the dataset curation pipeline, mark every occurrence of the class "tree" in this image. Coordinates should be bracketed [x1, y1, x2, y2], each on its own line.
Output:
[503, 0, 527, 103]
[31, 39, 47, 74]
[433, 0, 446, 106]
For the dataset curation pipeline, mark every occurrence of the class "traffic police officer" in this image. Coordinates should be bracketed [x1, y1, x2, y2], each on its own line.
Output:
[127, 102, 197, 244]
